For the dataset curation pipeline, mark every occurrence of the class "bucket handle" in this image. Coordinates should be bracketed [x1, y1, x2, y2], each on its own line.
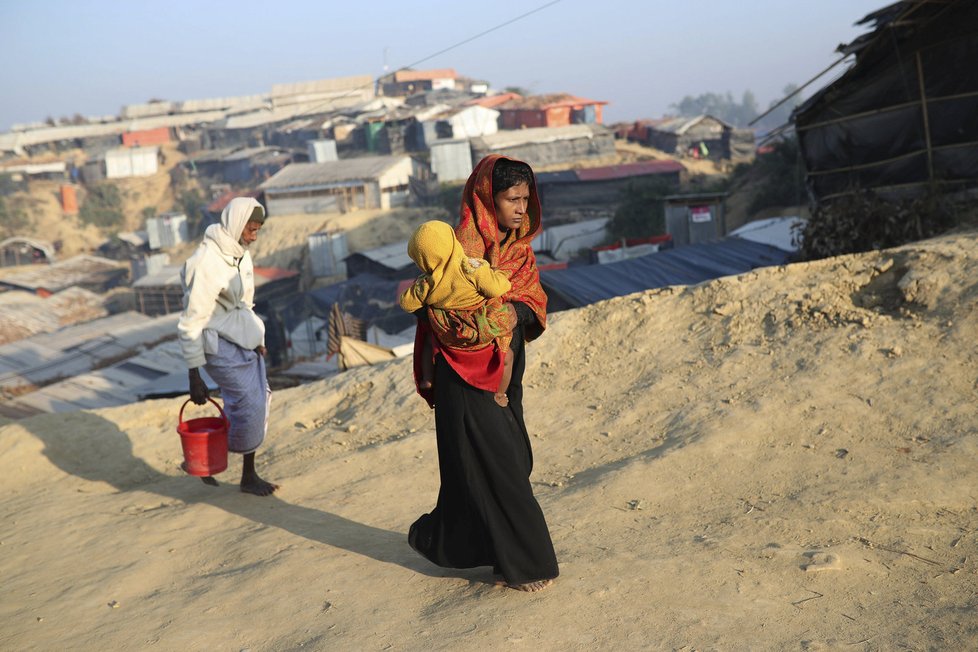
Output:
[179, 397, 228, 426]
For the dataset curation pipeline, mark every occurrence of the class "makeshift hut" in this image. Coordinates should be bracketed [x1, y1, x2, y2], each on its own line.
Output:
[259, 155, 427, 216]
[792, 0, 978, 203]
[496, 93, 608, 129]
[536, 160, 685, 222]
[470, 125, 615, 169]
[645, 115, 754, 162]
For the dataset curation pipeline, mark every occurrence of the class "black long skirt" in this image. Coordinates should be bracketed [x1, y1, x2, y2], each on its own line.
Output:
[408, 329, 559, 585]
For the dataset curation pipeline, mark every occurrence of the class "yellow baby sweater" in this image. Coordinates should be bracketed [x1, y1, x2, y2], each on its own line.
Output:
[399, 220, 511, 313]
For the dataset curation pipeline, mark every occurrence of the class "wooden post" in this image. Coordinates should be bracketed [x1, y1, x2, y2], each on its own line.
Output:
[915, 50, 934, 183]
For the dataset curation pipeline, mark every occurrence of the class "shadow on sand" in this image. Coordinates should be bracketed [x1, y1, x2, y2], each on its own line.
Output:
[26, 411, 479, 583]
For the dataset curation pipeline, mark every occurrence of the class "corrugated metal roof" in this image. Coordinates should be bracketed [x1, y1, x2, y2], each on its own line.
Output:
[466, 92, 522, 108]
[222, 146, 287, 162]
[393, 68, 458, 83]
[0, 337, 204, 415]
[0, 110, 229, 153]
[575, 160, 686, 181]
[345, 240, 413, 271]
[260, 156, 409, 191]
[499, 93, 608, 110]
[0, 287, 107, 345]
[540, 238, 792, 309]
[0, 255, 127, 293]
[271, 75, 374, 98]
[0, 312, 178, 396]
[473, 124, 609, 149]
[0, 237, 57, 261]
[652, 115, 732, 135]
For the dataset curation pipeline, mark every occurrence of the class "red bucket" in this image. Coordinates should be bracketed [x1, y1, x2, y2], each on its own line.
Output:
[177, 398, 229, 476]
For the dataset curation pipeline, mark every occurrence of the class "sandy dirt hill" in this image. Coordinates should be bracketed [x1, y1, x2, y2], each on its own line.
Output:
[1, 229, 976, 650]
[5, 142, 190, 258]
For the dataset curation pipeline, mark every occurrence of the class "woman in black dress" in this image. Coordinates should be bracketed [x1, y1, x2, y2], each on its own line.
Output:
[408, 156, 558, 592]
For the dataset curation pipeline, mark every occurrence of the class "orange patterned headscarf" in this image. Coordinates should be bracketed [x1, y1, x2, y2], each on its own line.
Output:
[455, 154, 547, 341]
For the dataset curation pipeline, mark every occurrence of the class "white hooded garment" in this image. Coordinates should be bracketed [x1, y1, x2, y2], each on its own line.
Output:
[177, 197, 266, 369]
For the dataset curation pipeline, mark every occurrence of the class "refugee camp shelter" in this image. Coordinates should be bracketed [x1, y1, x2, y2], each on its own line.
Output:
[379, 69, 459, 97]
[540, 236, 792, 311]
[470, 125, 616, 169]
[497, 93, 607, 129]
[793, 0, 978, 203]
[343, 240, 416, 280]
[0, 312, 184, 418]
[259, 155, 426, 216]
[0, 237, 55, 267]
[645, 115, 754, 162]
[104, 146, 159, 178]
[418, 105, 499, 146]
[430, 139, 474, 182]
[218, 146, 292, 184]
[132, 265, 299, 317]
[0, 255, 127, 296]
[536, 160, 685, 222]
[0, 287, 106, 346]
[664, 192, 728, 246]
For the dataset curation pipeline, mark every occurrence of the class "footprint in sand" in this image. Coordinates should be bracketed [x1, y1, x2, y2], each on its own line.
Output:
[802, 551, 842, 572]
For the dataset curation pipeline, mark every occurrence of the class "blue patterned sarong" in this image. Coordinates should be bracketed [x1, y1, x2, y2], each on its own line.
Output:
[204, 337, 271, 454]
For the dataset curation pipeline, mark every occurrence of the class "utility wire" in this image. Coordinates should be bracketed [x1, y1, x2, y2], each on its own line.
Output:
[282, 0, 563, 121]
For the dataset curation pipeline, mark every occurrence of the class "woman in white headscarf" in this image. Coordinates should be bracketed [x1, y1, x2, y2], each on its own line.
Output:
[178, 196, 277, 496]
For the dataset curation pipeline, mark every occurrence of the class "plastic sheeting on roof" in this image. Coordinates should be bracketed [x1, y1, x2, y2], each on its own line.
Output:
[729, 217, 806, 252]
[793, 0, 978, 202]
[540, 238, 792, 309]
[278, 273, 413, 337]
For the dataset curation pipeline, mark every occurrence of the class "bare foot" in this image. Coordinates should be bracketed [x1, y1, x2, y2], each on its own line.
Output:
[494, 392, 509, 407]
[493, 575, 554, 592]
[181, 462, 219, 486]
[506, 579, 554, 592]
[241, 471, 279, 496]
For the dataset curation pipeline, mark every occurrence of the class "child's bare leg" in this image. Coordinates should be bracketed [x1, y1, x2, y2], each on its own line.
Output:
[419, 337, 434, 389]
[494, 348, 514, 407]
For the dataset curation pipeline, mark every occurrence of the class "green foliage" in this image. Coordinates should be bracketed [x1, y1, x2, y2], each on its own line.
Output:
[607, 177, 675, 240]
[79, 183, 125, 229]
[799, 188, 961, 261]
[177, 187, 205, 233]
[0, 195, 29, 237]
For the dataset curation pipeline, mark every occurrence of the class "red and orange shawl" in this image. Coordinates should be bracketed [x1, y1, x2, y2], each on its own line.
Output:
[414, 154, 548, 404]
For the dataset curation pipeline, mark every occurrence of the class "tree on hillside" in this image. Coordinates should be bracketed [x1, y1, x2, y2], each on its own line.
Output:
[79, 183, 125, 229]
[670, 90, 759, 127]
[754, 84, 804, 132]
[0, 195, 29, 237]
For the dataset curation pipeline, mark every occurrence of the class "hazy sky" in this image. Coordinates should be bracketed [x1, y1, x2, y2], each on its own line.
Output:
[1, 0, 886, 131]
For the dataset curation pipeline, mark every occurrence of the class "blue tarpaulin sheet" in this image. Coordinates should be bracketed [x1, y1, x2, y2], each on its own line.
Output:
[540, 237, 792, 309]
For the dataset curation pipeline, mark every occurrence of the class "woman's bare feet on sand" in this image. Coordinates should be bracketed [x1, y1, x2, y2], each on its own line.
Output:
[240, 452, 279, 496]
[240, 471, 279, 496]
[507, 579, 553, 592]
[494, 392, 509, 407]
[494, 577, 554, 592]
